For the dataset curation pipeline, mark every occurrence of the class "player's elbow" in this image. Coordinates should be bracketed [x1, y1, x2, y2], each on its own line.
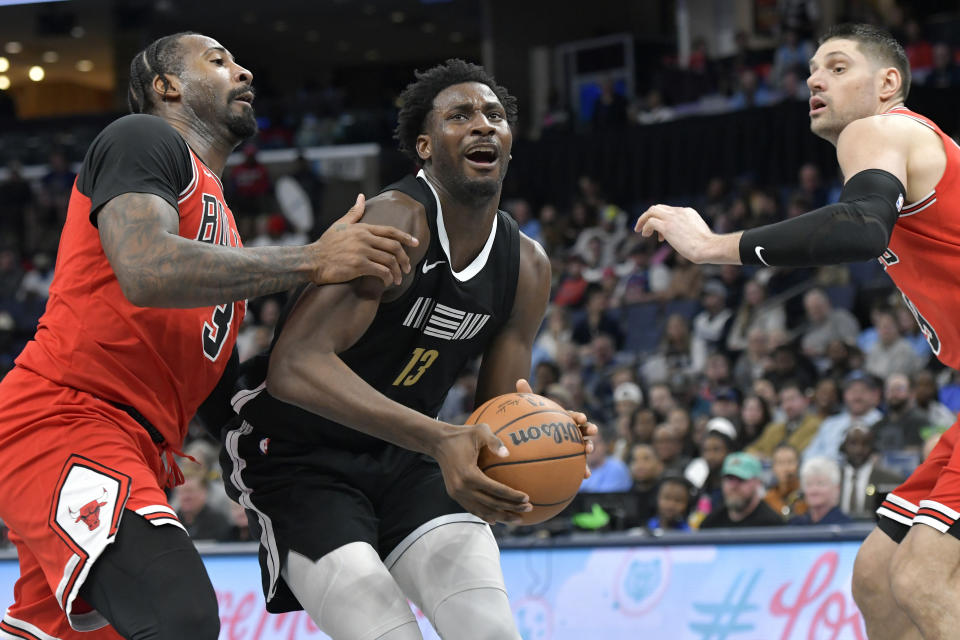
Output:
[265, 354, 299, 406]
[116, 274, 155, 307]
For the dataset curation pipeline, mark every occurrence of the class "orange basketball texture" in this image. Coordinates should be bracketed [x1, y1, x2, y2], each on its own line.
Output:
[468, 392, 586, 525]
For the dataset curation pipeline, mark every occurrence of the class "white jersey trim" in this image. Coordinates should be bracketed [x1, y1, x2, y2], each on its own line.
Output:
[383, 512, 485, 570]
[177, 152, 200, 204]
[1, 612, 65, 640]
[223, 420, 283, 602]
[417, 169, 498, 283]
[232, 382, 267, 414]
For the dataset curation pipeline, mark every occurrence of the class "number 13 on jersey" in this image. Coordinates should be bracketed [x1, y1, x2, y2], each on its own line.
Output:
[393, 348, 439, 386]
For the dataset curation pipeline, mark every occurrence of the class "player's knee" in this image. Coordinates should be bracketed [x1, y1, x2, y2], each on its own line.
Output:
[852, 540, 889, 607]
[434, 588, 519, 640]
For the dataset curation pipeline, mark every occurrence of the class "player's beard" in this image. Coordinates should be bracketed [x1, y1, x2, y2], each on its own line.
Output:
[431, 151, 507, 208]
[224, 104, 257, 141]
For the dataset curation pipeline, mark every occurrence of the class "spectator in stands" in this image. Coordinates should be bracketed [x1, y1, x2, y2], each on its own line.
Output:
[766, 343, 816, 391]
[537, 204, 564, 257]
[533, 306, 572, 363]
[18, 253, 53, 302]
[865, 309, 924, 378]
[873, 372, 928, 456]
[664, 253, 703, 301]
[647, 475, 694, 533]
[573, 203, 628, 269]
[684, 417, 737, 511]
[591, 77, 628, 130]
[648, 382, 677, 420]
[552, 253, 589, 308]
[691, 280, 733, 372]
[627, 443, 661, 527]
[698, 352, 734, 403]
[770, 29, 814, 89]
[635, 89, 676, 125]
[630, 407, 659, 445]
[804, 371, 883, 462]
[581, 332, 619, 406]
[823, 339, 861, 382]
[642, 314, 697, 385]
[795, 162, 829, 210]
[925, 42, 960, 89]
[228, 143, 272, 218]
[0, 161, 33, 246]
[572, 287, 623, 348]
[532, 360, 561, 395]
[611, 242, 669, 306]
[732, 328, 772, 391]
[580, 425, 633, 493]
[739, 394, 773, 450]
[840, 425, 904, 520]
[0, 248, 23, 300]
[506, 198, 542, 246]
[174, 473, 232, 541]
[912, 369, 956, 429]
[800, 287, 860, 361]
[700, 452, 784, 528]
[813, 376, 842, 420]
[652, 423, 689, 476]
[893, 302, 932, 365]
[748, 380, 822, 459]
[221, 500, 253, 542]
[727, 278, 787, 353]
[728, 68, 779, 110]
[710, 387, 742, 430]
[790, 457, 852, 525]
[37, 149, 75, 225]
[903, 18, 933, 80]
[764, 444, 807, 521]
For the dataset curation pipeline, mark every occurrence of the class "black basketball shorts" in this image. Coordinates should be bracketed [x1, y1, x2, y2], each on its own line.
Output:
[219, 419, 482, 613]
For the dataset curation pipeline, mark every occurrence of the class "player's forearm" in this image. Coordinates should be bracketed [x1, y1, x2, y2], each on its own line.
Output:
[117, 235, 314, 308]
[698, 232, 744, 265]
[266, 352, 446, 455]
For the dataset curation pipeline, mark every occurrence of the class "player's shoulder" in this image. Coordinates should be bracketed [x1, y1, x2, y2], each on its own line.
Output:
[839, 112, 932, 148]
[96, 113, 186, 147]
[518, 232, 551, 285]
[364, 188, 428, 239]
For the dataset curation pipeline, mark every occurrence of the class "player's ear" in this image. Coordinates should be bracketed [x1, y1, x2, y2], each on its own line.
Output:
[416, 134, 431, 162]
[152, 73, 182, 103]
[878, 66, 901, 102]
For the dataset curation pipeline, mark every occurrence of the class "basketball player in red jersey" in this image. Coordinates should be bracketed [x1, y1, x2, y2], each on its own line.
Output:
[0, 32, 417, 640]
[636, 23, 960, 640]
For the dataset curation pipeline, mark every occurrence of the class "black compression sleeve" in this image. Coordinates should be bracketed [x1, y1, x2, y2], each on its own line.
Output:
[739, 169, 905, 266]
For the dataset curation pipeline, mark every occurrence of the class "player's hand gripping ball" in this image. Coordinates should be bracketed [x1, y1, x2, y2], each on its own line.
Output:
[468, 392, 587, 525]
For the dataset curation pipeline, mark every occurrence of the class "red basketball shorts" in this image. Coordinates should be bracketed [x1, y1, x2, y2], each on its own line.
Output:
[0, 367, 185, 640]
[878, 416, 960, 538]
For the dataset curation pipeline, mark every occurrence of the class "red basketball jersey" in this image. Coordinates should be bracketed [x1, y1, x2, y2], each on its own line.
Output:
[16, 146, 245, 448]
[877, 106, 960, 368]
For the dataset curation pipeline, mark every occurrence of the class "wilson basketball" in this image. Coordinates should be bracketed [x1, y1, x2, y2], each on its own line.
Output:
[468, 392, 586, 525]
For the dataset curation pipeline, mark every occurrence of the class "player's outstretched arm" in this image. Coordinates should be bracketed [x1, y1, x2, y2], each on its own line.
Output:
[98, 193, 419, 308]
[265, 194, 532, 524]
[636, 117, 910, 268]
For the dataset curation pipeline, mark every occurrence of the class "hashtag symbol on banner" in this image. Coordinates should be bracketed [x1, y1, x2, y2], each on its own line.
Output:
[688, 570, 761, 639]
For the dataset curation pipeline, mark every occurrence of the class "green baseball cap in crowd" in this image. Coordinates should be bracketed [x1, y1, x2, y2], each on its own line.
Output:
[722, 452, 762, 480]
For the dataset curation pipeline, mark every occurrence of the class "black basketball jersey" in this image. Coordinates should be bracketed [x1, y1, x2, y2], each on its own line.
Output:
[232, 171, 521, 450]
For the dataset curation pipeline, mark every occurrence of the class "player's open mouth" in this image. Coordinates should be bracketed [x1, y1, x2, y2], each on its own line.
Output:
[232, 92, 255, 106]
[809, 95, 827, 115]
[464, 145, 499, 168]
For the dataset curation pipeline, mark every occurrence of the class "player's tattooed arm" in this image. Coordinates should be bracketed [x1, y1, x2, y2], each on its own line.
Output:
[97, 192, 419, 308]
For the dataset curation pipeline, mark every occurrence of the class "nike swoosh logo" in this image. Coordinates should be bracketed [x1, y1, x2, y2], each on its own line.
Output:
[755, 246, 770, 266]
[422, 260, 446, 274]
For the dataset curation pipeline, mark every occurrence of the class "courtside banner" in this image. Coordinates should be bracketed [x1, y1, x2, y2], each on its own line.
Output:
[0, 540, 866, 639]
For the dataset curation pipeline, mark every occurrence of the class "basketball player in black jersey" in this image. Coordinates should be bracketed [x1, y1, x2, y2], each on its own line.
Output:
[221, 60, 596, 639]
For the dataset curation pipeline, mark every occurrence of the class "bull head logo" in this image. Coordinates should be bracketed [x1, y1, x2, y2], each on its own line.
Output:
[67, 488, 109, 531]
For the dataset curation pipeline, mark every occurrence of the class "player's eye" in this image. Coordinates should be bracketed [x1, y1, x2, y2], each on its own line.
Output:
[212, 58, 225, 66]
[450, 113, 468, 120]
[488, 112, 504, 120]
[833, 66, 845, 73]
